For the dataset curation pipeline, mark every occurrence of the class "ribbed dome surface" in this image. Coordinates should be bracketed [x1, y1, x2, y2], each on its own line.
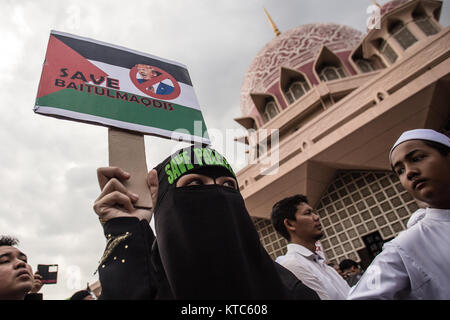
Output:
[240, 23, 364, 117]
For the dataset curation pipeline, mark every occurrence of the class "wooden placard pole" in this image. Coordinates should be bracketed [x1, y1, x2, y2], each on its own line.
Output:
[108, 128, 153, 209]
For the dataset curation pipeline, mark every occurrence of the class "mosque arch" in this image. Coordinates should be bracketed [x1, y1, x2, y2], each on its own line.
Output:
[372, 37, 398, 65]
[387, 19, 417, 50]
[279, 67, 311, 105]
[314, 46, 348, 82]
[412, 4, 440, 36]
[250, 93, 280, 124]
[350, 46, 386, 74]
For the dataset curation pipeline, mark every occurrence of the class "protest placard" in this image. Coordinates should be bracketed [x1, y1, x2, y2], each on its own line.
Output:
[35, 31, 210, 207]
[35, 30, 209, 143]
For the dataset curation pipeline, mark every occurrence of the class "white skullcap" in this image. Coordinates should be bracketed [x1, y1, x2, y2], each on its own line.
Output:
[389, 129, 450, 163]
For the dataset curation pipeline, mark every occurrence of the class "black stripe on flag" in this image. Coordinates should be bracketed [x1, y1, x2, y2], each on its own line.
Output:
[52, 33, 193, 86]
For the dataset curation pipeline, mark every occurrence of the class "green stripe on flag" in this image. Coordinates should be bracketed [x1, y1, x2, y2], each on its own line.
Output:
[36, 87, 208, 139]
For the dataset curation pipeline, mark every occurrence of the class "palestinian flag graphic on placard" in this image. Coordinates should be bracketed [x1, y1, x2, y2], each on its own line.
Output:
[35, 30, 209, 144]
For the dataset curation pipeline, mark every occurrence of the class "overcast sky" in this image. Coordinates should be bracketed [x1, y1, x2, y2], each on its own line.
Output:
[1, 0, 448, 300]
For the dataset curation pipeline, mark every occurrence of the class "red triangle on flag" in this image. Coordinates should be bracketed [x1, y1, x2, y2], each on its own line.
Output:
[37, 35, 109, 98]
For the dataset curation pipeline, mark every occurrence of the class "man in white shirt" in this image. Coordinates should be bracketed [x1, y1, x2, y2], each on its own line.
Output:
[271, 195, 350, 300]
[348, 129, 450, 299]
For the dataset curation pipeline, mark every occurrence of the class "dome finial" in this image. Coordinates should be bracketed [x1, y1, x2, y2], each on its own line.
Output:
[264, 7, 281, 37]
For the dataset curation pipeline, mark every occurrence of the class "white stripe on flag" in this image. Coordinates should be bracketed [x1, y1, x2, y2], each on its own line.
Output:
[89, 60, 201, 110]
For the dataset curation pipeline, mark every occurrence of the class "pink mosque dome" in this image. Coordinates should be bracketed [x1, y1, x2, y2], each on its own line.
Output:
[240, 23, 364, 118]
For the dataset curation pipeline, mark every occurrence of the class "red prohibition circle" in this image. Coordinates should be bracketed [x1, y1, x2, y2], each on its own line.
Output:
[130, 64, 181, 100]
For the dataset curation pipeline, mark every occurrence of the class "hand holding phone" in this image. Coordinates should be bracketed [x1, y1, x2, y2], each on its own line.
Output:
[37, 264, 58, 284]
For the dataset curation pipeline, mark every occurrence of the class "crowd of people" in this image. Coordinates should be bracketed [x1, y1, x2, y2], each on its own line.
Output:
[1, 128, 449, 300]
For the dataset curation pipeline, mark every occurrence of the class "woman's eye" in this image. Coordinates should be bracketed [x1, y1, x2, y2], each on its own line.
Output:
[186, 179, 203, 186]
[221, 180, 237, 189]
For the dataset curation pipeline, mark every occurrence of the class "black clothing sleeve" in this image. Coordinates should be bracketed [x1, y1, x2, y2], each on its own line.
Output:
[98, 217, 157, 300]
[274, 262, 321, 300]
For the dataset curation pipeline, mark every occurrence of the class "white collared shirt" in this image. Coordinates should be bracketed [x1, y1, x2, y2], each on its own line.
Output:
[406, 208, 426, 228]
[276, 243, 350, 300]
[348, 208, 450, 300]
